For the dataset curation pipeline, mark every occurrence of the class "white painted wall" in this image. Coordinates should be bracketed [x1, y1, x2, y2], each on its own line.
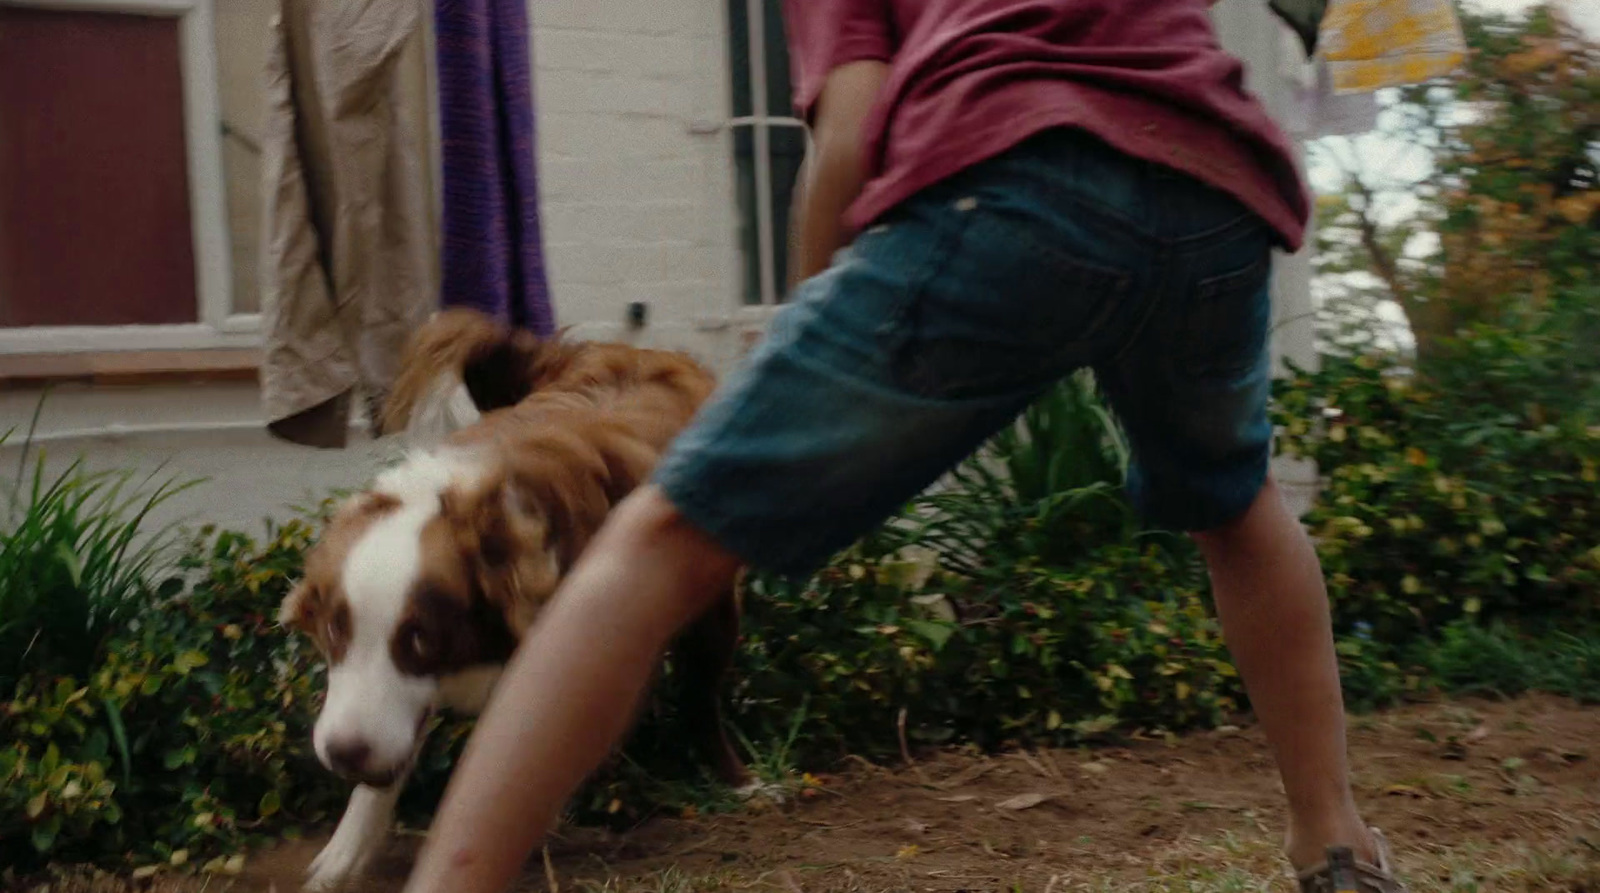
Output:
[529, 0, 754, 373]
[1210, 0, 1319, 379]
[1211, 0, 1321, 515]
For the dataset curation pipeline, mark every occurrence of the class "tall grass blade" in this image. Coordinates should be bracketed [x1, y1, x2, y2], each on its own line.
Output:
[1, 418, 202, 686]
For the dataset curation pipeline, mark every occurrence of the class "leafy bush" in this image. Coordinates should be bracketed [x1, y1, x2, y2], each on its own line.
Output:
[1411, 619, 1600, 704]
[732, 538, 1237, 763]
[907, 371, 1146, 575]
[1, 425, 197, 690]
[1, 518, 344, 872]
[725, 375, 1239, 763]
[1273, 348, 1600, 641]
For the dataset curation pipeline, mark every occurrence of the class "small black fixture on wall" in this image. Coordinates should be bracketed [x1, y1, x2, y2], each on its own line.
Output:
[626, 301, 649, 330]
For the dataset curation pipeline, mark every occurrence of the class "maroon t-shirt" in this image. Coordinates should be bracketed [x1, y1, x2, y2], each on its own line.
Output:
[785, 0, 1311, 251]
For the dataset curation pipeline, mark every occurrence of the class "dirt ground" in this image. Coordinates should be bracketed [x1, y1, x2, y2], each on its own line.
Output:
[26, 695, 1600, 893]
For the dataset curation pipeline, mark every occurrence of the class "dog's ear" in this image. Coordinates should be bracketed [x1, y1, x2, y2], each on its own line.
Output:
[278, 580, 323, 633]
[441, 481, 559, 637]
[277, 492, 394, 634]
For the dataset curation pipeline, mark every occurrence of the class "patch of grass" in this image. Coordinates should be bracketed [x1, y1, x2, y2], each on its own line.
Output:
[736, 696, 812, 792]
[1404, 838, 1600, 893]
[604, 761, 751, 820]
[1413, 620, 1600, 704]
[1115, 874, 1274, 893]
[1058, 823, 1600, 893]
[1337, 619, 1600, 713]
[1104, 830, 1283, 893]
[0, 421, 200, 688]
[570, 695, 821, 826]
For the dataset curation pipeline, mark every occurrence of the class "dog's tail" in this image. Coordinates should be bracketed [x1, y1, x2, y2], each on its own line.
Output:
[380, 309, 552, 443]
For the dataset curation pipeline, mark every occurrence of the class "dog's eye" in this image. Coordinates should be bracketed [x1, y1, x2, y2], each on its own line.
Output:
[407, 627, 430, 660]
[323, 609, 350, 653]
[396, 621, 435, 668]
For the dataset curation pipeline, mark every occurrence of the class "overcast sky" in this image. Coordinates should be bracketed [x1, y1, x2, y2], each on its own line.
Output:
[1484, 0, 1600, 35]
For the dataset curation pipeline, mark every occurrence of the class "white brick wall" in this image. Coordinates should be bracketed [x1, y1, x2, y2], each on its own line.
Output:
[531, 0, 757, 373]
[528, 0, 1320, 425]
[1211, 0, 1320, 517]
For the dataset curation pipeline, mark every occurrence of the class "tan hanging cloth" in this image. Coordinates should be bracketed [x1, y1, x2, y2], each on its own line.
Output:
[258, 0, 438, 448]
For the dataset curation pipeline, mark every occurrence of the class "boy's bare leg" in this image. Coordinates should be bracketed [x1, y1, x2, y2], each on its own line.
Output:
[401, 486, 741, 893]
[1191, 476, 1376, 870]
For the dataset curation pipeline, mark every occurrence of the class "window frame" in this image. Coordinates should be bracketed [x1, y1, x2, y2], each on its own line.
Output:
[0, 0, 246, 354]
[726, 0, 812, 309]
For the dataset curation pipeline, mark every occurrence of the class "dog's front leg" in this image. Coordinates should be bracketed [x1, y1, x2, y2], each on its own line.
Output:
[304, 773, 409, 891]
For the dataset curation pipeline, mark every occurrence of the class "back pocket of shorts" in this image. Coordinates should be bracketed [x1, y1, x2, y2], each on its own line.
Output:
[1179, 257, 1271, 381]
[888, 208, 1135, 401]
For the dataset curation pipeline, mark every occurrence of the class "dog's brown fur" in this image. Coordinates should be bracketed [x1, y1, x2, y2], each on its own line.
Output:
[380, 308, 716, 439]
[284, 308, 747, 786]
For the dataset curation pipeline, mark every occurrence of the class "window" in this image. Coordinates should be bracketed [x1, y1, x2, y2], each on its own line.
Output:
[0, 0, 249, 354]
[726, 0, 808, 306]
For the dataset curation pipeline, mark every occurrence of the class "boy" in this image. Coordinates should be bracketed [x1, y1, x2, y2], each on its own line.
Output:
[401, 2, 1405, 891]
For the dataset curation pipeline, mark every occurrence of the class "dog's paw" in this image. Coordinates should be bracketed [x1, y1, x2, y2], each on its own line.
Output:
[303, 782, 402, 891]
[303, 828, 379, 891]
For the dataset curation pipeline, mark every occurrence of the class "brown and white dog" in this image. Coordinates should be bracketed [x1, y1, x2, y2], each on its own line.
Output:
[278, 310, 748, 890]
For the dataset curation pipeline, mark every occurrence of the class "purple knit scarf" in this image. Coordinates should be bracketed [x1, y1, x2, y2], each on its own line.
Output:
[433, 0, 555, 335]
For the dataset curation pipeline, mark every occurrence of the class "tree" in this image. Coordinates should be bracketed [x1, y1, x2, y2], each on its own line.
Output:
[1311, 3, 1599, 367]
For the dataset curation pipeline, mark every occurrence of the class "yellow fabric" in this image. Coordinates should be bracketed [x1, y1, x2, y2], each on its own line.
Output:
[1319, 0, 1467, 93]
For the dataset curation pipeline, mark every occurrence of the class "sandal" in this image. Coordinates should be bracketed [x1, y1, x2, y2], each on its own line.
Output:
[1296, 828, 1408, 893]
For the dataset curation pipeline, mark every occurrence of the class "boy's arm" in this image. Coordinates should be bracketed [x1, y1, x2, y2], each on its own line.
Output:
[788, 60, 890, 289]
[787, 0, 1222, 291]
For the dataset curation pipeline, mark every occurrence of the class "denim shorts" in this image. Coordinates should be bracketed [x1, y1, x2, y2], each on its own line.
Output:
[654, 128, 1276, 576]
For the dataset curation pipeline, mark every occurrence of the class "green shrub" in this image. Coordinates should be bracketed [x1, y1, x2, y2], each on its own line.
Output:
[1273, 349, 1600, 641]
[906, 371, 1147, 576]
[1411, 619, 1600, 704]
[1, 518, 344, 872]
[1331, 631, 1410, 714]
[721, 375, 1239, 764]
[1, 426, 197, 690]
[733, 539, 1237, 762]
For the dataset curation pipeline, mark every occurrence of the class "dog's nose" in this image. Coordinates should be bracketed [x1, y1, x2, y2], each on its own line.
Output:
[325, 738, 372, 777]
